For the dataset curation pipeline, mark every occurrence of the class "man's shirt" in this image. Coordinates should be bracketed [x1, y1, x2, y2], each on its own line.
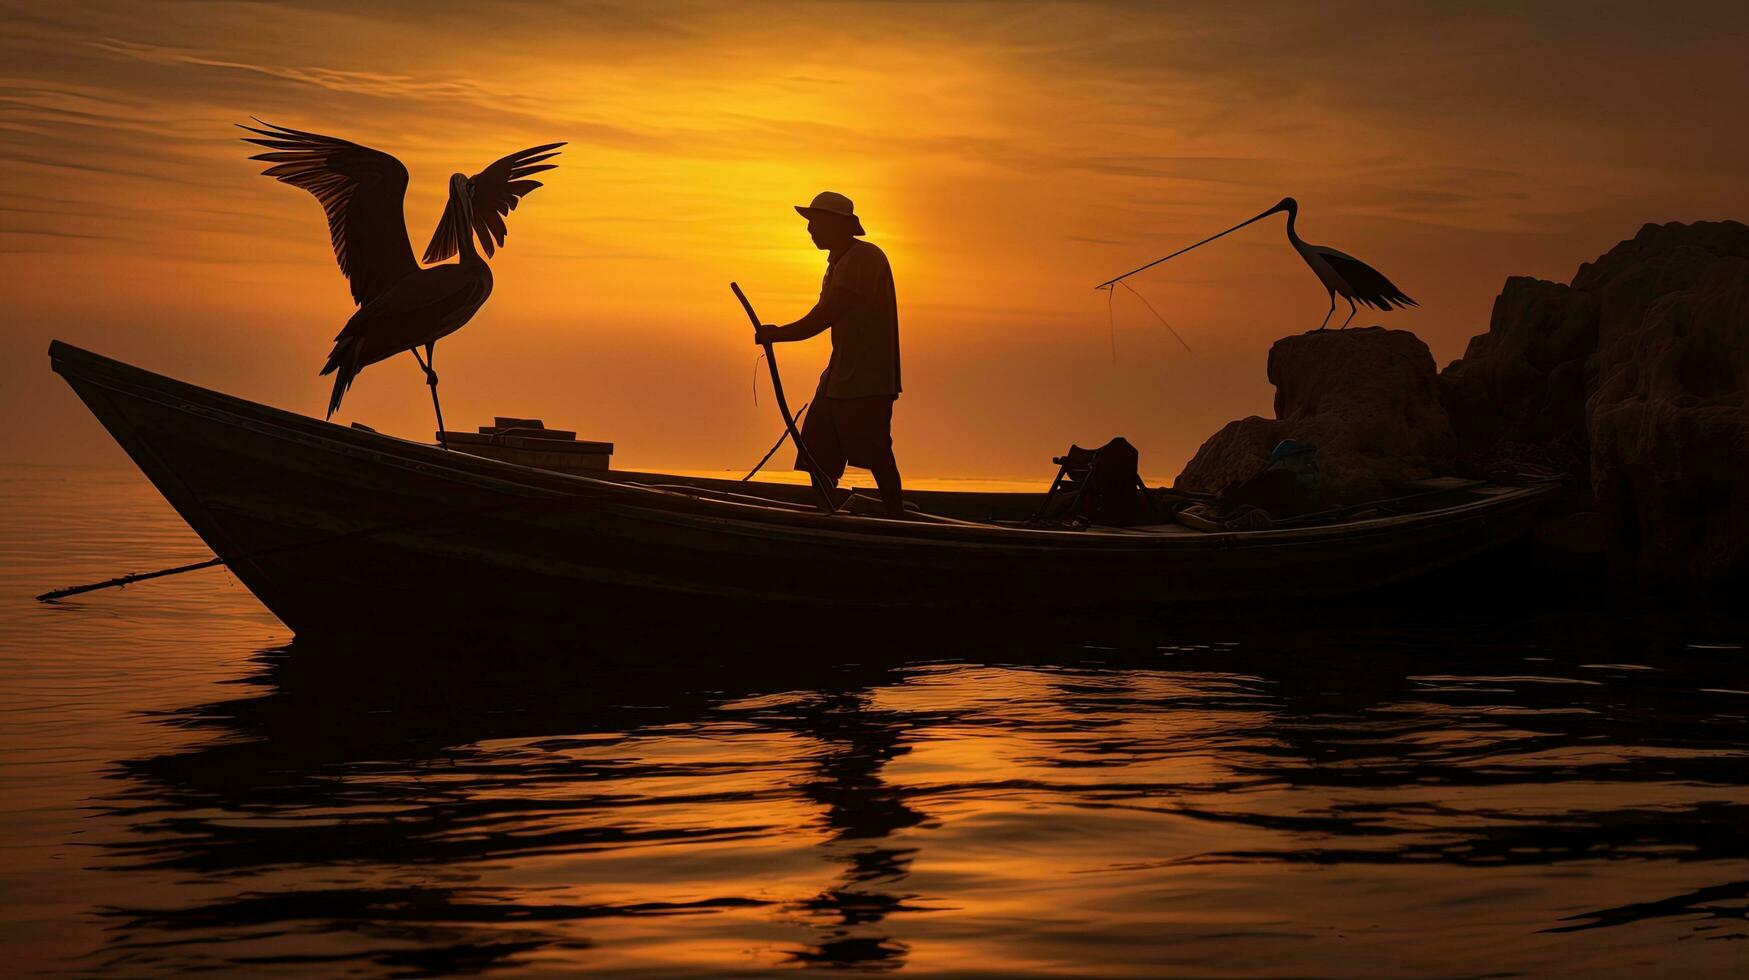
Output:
[817, 239, 901, 399]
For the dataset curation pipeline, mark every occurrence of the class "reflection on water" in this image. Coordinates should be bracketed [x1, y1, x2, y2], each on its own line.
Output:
[1, 465, 1746, 976]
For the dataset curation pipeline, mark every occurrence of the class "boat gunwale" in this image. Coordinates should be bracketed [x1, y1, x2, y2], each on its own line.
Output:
[48, 339, 1560, 552]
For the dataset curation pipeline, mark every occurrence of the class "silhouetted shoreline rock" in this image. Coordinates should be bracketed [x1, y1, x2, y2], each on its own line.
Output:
[1175, 220, 1749, 582]
[1175, 327, 1456, 505]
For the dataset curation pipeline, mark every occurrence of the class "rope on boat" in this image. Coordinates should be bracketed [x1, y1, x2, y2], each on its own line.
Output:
[33, 489, 602, 603]
[36, 557, 226, 601]
[744, 401, 808, 482]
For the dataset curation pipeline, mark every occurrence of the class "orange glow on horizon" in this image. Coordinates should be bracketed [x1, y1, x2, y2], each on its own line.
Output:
[6, 4, 1749, 481]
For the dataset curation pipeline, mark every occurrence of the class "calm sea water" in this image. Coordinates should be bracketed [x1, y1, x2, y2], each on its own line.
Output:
[1, 463, 1745, 977]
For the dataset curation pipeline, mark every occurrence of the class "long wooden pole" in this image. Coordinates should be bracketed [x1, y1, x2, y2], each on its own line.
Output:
[731, 282, 837, 512]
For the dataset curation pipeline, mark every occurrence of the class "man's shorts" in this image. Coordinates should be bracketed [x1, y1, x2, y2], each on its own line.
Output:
[795, 395, 896, 481]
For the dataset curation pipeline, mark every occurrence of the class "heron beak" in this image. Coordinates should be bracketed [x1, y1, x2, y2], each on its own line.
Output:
[1094, 197, 1294, 290]
[1253, 201, 1292, 222]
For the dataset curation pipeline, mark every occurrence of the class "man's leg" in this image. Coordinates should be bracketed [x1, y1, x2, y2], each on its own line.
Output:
[844, 396, 904, 517]
[795, 398, 846, 511]
[869, 453, 904, 517]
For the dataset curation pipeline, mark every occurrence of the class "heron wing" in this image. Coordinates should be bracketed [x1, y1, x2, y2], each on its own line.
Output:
[1313, 246, 1418, 310]
[423, 142, 564, 263]
[241, 120, 418, 306]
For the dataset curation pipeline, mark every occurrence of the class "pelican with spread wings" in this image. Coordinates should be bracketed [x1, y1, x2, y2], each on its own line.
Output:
[240, 120, 563, 446]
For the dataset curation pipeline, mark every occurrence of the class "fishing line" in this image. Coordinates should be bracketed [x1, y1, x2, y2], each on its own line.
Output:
[1106, 284, 1117, 364]
[1118, 281, 1193, 353]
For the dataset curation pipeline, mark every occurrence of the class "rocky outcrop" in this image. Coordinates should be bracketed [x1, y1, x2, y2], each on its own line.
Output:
[1175, 327, 1456, 505]
[1438, 276, 1595, 473]
[1173, 220, 1749, 581]
[1578, 226, 1749, 579]
[1440, 220, 1749, 580]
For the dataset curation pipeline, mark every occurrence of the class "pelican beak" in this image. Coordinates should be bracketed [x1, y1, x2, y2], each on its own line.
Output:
[451, 184, 474, 237]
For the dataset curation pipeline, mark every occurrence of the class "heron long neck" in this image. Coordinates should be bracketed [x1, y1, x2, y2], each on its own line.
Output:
[1282, 205, 1302, 246]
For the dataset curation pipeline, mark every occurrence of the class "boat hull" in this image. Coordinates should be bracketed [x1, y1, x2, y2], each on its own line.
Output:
[49, 341, 1558, 636]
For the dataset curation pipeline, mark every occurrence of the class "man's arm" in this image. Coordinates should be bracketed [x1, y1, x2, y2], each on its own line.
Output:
[755, 285, 863, 344]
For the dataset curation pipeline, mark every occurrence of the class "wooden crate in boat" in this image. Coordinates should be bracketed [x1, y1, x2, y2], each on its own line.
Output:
[440, 421, 613, 473]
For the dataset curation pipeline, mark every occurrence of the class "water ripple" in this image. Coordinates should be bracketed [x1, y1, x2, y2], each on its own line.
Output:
[2, 465, 1745, 976]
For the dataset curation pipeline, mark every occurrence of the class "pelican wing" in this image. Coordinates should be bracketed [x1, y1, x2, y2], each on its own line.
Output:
[1313, 246, 1418, 310]
[241, 120, 418, 306]
[423, 142, 564, 263]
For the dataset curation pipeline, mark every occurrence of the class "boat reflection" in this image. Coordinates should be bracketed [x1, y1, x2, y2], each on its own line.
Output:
[92, 631, 959, 973]
[85, 604, 1749, 974]
[778, 689, 936, 969]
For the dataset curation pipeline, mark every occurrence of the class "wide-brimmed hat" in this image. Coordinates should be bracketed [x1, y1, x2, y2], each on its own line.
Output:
[795, 190, 865, 236]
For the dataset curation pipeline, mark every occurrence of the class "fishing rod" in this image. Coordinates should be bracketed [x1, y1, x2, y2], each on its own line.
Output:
[731, 282, 837, 513]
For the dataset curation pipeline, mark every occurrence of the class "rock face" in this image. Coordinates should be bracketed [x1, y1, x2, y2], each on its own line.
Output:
[1174, 220, 1749, 581]
[1175, 327, 1456, 505]
[1440, 221, 1749, 580]
[1438, 275, 1595, 473]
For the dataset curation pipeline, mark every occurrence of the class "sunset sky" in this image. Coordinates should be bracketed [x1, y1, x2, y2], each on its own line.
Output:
[5, 1, 1748, 480]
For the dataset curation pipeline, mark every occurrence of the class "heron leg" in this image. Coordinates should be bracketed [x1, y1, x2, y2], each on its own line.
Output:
[411, 347, 448, 449]
[1318, 292, 1335, 331]
[1341, 296, 1358, 329]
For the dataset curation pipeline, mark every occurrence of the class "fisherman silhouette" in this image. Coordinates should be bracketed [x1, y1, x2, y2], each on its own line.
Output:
[755, 192, 904, 516]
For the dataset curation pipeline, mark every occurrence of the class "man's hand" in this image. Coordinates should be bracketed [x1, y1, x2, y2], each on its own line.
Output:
[757, 286, 859, 346]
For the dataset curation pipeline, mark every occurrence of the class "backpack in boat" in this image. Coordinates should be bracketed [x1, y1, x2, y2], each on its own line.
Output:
[1218, 439, 1321, 518]
[1034, 437, 1164, 527]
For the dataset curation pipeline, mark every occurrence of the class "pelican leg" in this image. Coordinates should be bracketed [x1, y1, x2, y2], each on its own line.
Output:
[1341, 296, 1358, 329]
[1318, 292, 1335, 331]
[411, 346, 449, 449]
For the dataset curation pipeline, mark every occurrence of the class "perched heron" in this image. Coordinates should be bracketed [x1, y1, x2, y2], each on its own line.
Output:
[240, 120, 563, 444]
[1097, 197, 1416, 330]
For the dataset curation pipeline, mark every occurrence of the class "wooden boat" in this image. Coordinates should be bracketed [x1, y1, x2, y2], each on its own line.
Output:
[48, 340, 1559, 636]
